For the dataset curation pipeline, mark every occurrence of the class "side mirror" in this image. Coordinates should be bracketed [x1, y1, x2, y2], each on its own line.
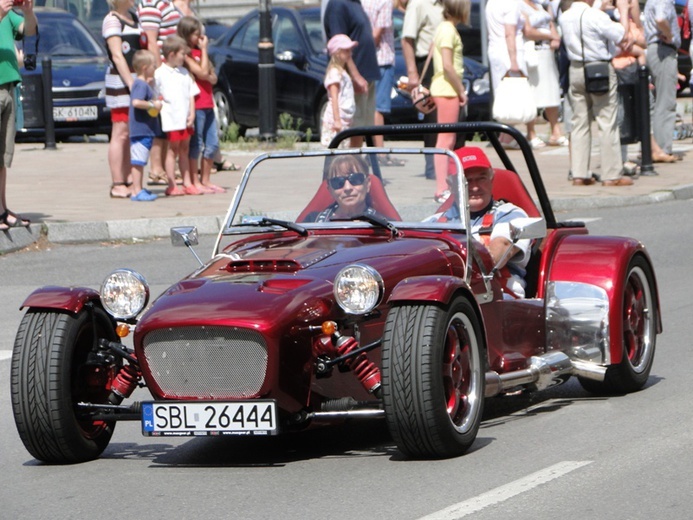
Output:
[170, 226, 199, 247]
[170, 226, 203, 266]
[276, 50, 307, 68]
[509, 217, 546, 242]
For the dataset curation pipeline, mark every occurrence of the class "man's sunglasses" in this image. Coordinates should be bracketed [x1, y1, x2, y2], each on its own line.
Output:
[328, 172, 367, 190]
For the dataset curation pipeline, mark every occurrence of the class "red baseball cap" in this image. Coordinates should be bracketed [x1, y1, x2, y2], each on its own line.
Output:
[448, 146, 492, 175]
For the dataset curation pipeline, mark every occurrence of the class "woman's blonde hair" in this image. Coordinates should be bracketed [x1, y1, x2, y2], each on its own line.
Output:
[442, 0, 470, 25]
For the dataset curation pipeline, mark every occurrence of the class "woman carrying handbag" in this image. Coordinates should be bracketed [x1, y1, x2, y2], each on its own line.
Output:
[430, 0, 470, 203]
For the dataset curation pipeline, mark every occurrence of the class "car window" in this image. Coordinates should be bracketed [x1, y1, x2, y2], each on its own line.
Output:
[274, 15, 303, 54]
[237, 18, 260, 53]
[38, 16, 104, 57]
[301, 13, 325, 54]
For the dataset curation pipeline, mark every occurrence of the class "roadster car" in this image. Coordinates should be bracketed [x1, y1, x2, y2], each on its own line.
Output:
[10, 122, 661, 464]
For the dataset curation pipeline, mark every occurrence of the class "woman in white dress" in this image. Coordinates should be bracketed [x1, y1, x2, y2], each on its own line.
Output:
[485, 0, 529, 147]
[520, 0, 567, 148]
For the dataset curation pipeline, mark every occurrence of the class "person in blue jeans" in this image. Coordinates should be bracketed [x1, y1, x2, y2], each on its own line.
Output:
[178, 16, 225, 193]
[128, 50, 161, 201]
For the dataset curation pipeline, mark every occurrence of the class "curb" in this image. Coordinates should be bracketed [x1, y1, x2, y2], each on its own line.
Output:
[3, 185, 693, 255]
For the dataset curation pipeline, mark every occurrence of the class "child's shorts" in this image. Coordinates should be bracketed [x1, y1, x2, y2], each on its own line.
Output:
[130, 136, 154, 166]
[167, 127, 194, 142]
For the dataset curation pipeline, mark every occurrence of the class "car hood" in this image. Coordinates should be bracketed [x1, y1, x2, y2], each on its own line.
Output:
[135, 234, 457, 332]
[22, 56, 108, 86]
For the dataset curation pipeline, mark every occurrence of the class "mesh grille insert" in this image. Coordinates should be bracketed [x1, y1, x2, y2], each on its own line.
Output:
[142, 326, 268, 398]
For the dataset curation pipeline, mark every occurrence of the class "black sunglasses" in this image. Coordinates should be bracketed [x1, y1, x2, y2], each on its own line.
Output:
[328, 172, 367, 190]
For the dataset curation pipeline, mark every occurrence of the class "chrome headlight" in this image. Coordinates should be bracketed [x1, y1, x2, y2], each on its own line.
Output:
[334, 264, 384, 315]
[100, 269, 149, 319]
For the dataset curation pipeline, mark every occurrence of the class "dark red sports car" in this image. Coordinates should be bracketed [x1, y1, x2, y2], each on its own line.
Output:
[11, 122, 661, 464]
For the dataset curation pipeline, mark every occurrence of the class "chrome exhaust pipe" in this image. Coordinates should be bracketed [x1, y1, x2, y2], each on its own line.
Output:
[308, 409, 385, 421]
[485, 351, 605, 397]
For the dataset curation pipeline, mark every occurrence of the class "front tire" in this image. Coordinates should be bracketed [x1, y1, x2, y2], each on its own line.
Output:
[11, 307, 121, 464]
[579, 255, 657, 394]
[382, 296, 485, 458]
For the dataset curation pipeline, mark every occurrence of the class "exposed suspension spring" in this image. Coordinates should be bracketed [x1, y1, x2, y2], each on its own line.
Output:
[335, 334, 381, 394]
[110, 363, 141, 403]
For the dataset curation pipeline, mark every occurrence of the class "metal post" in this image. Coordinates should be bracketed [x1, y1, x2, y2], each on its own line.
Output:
[41, 57, 56, 150]
[637, 65, 655, 175]
[258, 0, 276, 140]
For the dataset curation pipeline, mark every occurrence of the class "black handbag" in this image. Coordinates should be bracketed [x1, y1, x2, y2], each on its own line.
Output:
[584, 61, 610, 93]
[580, 11, 610, 94]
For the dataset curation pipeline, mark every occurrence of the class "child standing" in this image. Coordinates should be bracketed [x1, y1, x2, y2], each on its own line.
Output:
[321, 34, 357, 148]
[128, 50, 161, 202]
[177, 16, 225, 193]
[155, 35, 200, 196]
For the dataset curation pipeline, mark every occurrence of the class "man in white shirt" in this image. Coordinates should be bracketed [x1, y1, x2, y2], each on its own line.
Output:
[559, 0, 633, 186]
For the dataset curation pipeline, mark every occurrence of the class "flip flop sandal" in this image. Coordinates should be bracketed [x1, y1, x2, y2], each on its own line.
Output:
[110, 183, 130, 198]
[148, 173, 168, 186]
[213, 160, 241, 171]
[0, 209, 30, 229]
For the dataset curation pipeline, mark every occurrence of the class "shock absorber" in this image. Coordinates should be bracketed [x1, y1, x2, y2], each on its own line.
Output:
[334, 332, 381, 395]
[109, 363, 141, 404]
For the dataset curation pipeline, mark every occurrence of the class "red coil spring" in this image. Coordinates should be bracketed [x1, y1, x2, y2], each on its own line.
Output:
[336, 335, 381, 393]
[111, 363, 141, 399]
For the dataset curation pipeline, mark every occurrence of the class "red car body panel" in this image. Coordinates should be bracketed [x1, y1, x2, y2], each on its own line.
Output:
[20, 286, 100, 314]
[546, 234, 661, 363]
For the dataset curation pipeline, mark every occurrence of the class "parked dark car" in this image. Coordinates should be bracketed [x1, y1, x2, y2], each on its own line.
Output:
[208, 5, 490, 138]
[18, 8, 111, 139]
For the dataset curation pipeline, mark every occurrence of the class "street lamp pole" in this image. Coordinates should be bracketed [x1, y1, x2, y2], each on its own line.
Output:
[258, 0, 276, 140]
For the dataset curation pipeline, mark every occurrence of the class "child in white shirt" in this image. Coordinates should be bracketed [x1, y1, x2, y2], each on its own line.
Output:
[321, 34, 357, 148]
[155, 35, 200, 196]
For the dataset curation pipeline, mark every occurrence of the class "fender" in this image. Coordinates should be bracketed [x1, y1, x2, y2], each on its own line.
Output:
[547, 235, 661, 364]
[387, 275, 469, 305]
[20, 286, 101, 314]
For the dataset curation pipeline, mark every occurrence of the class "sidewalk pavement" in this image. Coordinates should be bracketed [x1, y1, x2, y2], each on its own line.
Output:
[1, 134, 693, 255]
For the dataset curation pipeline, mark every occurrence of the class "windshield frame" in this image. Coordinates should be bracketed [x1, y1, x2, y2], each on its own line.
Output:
[212, 147, 471, 253]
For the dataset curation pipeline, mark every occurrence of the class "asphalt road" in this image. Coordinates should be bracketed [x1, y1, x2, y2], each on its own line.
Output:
[0, 201, 691, 519]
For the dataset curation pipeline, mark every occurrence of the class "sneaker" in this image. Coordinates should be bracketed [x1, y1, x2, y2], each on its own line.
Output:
[529, 137, 546, 149]
[434, 190, 451, 204]
[131, 189, 158, 201]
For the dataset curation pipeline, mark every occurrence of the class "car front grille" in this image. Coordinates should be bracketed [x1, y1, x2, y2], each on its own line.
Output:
[142, 326, 268, 399]
[53, 88, 103, 100]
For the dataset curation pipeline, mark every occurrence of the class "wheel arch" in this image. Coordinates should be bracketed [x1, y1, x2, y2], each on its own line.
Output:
[387, 275, 489, 361]
[546, 235, 662, 364]
[20, 286, 103, 315]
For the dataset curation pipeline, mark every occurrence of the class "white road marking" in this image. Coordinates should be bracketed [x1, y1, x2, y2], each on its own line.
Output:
[418, 460, 592, 520]
[0, 351, 12, 361]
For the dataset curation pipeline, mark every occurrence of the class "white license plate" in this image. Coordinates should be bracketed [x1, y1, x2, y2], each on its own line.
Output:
[141, 401, 278, 437]
[53, 105, 98, 122]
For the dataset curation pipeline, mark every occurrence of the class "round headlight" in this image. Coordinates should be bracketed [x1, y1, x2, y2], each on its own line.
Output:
[100, 269, 149, 319]
[334, 264, 384, 315]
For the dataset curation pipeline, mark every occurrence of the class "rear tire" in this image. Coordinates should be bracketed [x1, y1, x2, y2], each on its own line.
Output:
[213, 88, 245, 139]
[382, 296, 485, 458]
[11, 307, 121, 464]
[579, 255, 657, 394]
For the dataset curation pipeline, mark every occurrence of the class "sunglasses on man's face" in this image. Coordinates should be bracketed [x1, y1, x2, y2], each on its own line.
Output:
[329, 172, 367, 190]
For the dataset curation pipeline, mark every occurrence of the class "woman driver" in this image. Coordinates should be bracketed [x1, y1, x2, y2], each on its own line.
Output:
[304, 156, 378, 222]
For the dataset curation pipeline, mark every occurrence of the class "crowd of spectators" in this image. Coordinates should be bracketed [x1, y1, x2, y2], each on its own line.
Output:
[321, 0, 688, 194]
